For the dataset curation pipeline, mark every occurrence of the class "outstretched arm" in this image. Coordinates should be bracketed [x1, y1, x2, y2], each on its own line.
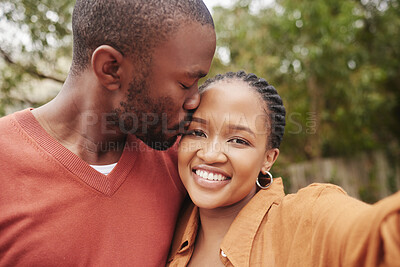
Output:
[310, 186, 400, 266]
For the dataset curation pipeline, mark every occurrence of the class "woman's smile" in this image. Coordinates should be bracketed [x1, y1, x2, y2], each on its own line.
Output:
[191, 165, 231, 190]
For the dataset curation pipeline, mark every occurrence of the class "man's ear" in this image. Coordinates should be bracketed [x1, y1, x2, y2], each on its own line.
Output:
[261, 148, 280, 174]
[91, 45, 124, 91]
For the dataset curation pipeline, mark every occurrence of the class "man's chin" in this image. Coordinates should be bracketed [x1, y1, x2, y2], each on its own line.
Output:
[134, 122, 184, 150]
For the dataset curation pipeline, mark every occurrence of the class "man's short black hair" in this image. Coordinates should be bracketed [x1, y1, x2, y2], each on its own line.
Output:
[71, 0, 214, 75]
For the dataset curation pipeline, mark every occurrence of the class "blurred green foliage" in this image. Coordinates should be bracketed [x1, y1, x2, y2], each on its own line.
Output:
[0, 0, 399, 164]
[0, 0, 74, 114]
[209, 0, 400, 163]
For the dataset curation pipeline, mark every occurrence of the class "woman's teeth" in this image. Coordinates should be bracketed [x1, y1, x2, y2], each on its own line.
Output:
[195, 169, 228, 181]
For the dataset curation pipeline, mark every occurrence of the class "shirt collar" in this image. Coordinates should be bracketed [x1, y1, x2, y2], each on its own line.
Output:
[168, 198, 199, 263]
[168, 178, 285, 265]
[220, 178, 285, 266]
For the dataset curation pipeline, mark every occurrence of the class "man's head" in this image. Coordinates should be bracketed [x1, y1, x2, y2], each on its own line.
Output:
[71, 0, 214, 75]
[71, 0, 216, 150]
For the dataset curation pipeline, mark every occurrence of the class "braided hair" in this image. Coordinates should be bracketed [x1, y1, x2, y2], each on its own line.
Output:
[199, 71, 286, 149]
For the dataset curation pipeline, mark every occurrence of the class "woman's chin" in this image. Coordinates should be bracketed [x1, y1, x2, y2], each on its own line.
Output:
[189, 194, 224, 210]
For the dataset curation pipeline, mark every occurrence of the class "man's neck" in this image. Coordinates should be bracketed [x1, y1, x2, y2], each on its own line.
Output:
[31, 77, 127, 165]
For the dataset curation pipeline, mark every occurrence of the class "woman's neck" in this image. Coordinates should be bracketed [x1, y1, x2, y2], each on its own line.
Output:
[188, 186, 258, 266]
[197, 186, 257, 249]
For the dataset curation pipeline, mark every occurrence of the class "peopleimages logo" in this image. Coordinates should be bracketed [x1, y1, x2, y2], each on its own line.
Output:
[80, 111, 189, 136]
[79, 111, 318, 152]
[81, 111, 317, 136]
[287, 112, 317, 134]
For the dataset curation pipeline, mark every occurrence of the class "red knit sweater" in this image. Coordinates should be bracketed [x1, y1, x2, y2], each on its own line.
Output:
[0, 109, 186, 266]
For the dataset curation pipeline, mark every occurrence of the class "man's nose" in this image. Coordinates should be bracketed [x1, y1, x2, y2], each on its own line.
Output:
[183, 89, 200, 111]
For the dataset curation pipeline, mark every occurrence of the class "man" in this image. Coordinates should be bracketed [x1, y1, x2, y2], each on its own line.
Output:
[0, 0, 216, 265]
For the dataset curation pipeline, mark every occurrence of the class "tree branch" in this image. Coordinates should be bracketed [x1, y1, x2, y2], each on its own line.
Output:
[0, 47, 65, 84]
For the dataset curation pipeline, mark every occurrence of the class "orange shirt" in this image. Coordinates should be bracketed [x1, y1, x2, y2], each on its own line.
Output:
[168, 178, 400, 266]
[0, 109, 186, 266]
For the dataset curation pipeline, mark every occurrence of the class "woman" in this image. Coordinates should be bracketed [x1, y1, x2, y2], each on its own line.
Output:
[167, 71, 400, 266]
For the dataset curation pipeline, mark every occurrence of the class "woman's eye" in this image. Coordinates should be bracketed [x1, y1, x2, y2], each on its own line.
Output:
[187, 130, 206, 138]
[229, 138, 250, 146]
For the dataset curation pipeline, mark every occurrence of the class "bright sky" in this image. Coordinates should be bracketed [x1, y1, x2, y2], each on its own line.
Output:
[0, 0, 276, 54]
[203, 0, 275, 13]
[203, 0, 233, 10]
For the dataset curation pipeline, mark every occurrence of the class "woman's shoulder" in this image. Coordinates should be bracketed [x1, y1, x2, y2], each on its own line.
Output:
[255, 178, 349, 204]
[279, 182, 367, 213]
[289, 182, 348, 199]
[253, 179, 358, 211]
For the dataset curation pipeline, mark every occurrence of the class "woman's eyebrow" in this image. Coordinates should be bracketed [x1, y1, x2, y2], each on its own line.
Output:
[191, 117, 207, 124]
[192, 116, 255, 137]
[228, 124, 256, 137]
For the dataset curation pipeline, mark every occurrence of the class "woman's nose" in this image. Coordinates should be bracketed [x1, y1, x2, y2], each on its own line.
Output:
[196, 140, 227, 163]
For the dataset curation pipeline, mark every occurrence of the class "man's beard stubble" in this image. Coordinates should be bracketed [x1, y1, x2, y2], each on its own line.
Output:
[109, 77, 181, 151]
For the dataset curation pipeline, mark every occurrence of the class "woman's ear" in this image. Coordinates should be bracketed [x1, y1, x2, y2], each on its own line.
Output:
[261, 148, 280, 173]
[91, 45, 124, 91]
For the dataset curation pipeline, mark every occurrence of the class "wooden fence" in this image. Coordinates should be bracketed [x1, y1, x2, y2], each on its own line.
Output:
[282, 151, 400, 203]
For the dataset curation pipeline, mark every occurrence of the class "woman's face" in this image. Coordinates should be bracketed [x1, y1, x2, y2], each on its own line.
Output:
[178, 79, 278, 209]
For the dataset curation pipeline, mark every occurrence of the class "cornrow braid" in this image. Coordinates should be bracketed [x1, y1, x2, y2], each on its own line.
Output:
[199, 71, 286, 149]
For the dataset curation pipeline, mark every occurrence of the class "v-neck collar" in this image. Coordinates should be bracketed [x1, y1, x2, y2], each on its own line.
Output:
[14, 109, 139, 196]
